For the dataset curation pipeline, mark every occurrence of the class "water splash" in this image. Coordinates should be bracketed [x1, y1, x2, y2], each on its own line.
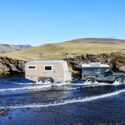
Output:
[70, 82, 112, 87]
[0, 81, 121, 93]
[0, 88, 125, 109]
[52, 82, 70, 87]
[13, 82, 35, 85]
[113, 80, 124, 86]
[0, 84, 52, 92]
[0, 78, 124, 94]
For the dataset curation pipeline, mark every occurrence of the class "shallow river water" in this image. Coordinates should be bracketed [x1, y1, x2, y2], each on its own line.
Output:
[0, 77, 125, 125]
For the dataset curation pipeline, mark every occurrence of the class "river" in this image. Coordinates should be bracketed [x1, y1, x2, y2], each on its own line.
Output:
[0, 77, 125, 125]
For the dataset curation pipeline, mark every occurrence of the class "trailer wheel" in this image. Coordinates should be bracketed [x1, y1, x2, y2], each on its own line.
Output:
[37, 79, 45, 84]
[46, 79, 54, 84]
[116, 78, 124, 83]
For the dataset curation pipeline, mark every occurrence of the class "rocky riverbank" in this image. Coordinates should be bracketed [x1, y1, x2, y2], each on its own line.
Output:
[0, 57, 26, 76]
[0, 53, 125, 76]
[65, 53, 125, 74]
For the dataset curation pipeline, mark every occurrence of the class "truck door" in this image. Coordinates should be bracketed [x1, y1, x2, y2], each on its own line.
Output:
[102, 68, 114, 82]
[94, 68, 103, 81]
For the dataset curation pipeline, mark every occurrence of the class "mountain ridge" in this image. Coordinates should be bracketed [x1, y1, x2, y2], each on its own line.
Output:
[0, 44, 32, 53]
[1, 38, 125, 60]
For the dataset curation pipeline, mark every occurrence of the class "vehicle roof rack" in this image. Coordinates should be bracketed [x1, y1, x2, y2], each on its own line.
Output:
[82, 62, 110, 68]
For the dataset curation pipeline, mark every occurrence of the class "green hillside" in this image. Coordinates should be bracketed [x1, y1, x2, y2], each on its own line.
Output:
[1, 38, 125, 61]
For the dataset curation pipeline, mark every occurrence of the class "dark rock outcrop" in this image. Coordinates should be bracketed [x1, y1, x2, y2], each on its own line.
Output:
[65, 53, 125, 73]
[0, 57, 26, 75]
[0, 53, 125, 77]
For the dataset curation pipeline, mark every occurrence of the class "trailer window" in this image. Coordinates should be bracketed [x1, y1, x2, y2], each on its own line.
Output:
[45, 66, 52, 71]
[28, 66, 36, 69]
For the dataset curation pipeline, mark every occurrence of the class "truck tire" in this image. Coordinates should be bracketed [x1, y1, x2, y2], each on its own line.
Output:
[86, 78, 95, 84]
[116, 78, 124, 83]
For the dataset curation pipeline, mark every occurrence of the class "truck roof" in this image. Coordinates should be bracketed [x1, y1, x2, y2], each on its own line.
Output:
[82, 62, 110, 68]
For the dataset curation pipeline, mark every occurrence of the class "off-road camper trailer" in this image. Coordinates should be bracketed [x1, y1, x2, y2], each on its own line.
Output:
[25, 60, 72, 83]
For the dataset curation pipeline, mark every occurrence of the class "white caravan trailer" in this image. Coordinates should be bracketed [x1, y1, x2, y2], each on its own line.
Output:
[25, 60, 72, 84]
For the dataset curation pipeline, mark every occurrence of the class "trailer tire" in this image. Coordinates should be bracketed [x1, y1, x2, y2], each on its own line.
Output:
[37, 79, 45, 84]
[38, 77, 54, 84]
[45, 79, 54, 84]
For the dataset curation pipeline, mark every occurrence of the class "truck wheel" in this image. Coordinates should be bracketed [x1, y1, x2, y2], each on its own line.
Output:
[86, 78, 95, 84]
[116, 78, 124, 83]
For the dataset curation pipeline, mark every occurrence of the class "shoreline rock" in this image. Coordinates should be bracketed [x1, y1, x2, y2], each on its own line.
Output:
[65, 53, 125, 75]
[0, 57, 26, 75]
[0, 53, 125, 77]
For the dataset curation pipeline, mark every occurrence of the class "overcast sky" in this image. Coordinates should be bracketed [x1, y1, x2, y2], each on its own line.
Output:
[0, 0, 125, 46]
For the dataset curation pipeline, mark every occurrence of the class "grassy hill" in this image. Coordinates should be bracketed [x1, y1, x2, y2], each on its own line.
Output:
[1, 38, 125, 61]
[0, 44, 32, 53]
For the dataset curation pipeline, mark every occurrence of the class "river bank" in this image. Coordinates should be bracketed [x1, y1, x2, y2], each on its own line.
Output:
[0, 57, 26, 76]
[0, 53, 125, 76]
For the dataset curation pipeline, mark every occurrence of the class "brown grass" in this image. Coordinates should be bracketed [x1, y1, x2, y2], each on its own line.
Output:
[1, 38, 125, 61]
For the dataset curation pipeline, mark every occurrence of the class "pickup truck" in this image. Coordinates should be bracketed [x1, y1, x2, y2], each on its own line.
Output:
[81, 62, 125, 83]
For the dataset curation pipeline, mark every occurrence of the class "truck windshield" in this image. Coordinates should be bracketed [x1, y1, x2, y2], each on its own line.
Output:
[82, 68, 111, 75]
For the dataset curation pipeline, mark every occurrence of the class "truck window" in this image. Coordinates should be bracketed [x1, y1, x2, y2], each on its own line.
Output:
[94, 68, 104, 75]
[45, 66, 52, 71]
[82, 68, 111, 75]
[82, 68, 94, 75]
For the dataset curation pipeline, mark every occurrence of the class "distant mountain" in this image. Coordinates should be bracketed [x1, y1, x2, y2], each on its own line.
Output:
[1, 38, 125, 61]
[67, 38, 125, 44]
[0, 44, 32, 53]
